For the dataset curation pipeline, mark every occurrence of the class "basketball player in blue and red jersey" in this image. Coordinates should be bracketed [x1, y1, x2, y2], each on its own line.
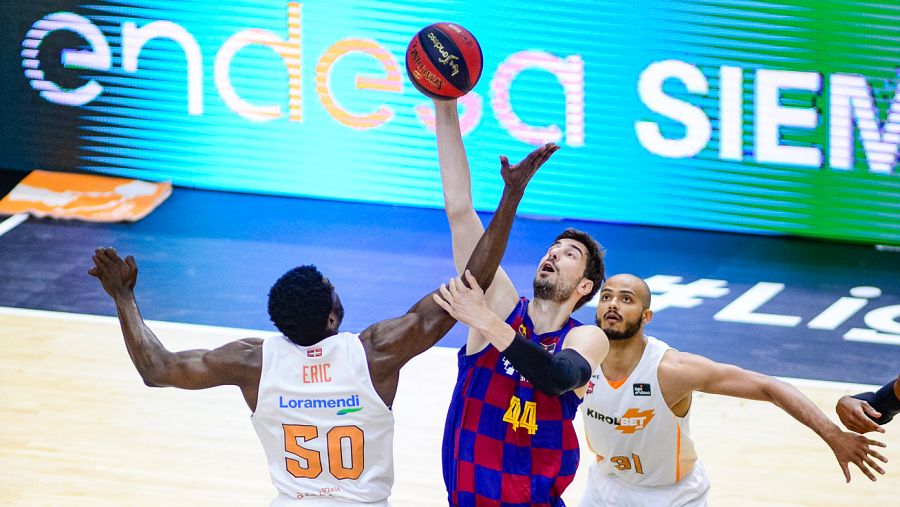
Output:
[87, 144, 555, 507]
[434, 99, 610, 506]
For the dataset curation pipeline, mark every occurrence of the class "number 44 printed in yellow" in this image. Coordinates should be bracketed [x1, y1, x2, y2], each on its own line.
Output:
[502, 395, 538, 435]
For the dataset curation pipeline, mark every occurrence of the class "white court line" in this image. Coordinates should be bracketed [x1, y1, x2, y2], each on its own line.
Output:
[0, 213, 28, 237]
[0, 305, 884, 391]
[0, 305, 277, 338]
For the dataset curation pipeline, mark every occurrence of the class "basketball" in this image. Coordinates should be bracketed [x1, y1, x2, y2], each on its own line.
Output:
[405, 23, 483, 100]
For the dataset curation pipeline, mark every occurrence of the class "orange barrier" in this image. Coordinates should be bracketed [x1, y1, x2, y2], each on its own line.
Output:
[0, 170, 171, 222]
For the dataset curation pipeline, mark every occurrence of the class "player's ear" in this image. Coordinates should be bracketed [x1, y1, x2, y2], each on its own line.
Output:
[641, 309, 653, 326]
[327, 311, 339, 333]
[577, 278, 593, 297]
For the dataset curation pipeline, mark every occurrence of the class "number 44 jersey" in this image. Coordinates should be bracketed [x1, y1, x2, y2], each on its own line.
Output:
[442, 297, 583, 507]
[252, 333, 394, 506]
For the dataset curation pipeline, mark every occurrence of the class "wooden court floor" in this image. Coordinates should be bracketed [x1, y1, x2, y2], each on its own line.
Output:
[1, 307, 895, 506]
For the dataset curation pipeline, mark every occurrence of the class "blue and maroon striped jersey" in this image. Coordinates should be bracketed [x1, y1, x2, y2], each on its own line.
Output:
[442, 297, 583, 507]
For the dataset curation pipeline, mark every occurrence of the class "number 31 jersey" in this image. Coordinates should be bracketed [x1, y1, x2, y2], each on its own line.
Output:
[580, 336, 699, 487]
[252, 333, 394, 505]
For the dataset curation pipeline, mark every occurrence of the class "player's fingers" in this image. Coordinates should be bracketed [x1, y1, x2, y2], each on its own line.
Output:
[861, 402, 882, 419]
[448, 277, 461, 297]
[463, 270, 479, 291]
[537, 150, 552, 167]
[88, 267, 97, 277]
[432, 294, 454, 315]
[438, 283, 453, 302]
[864, 455, 885, 475]
[854, 459, 877, 482]
[861, 418, 885, 434]
[866, 437, 886, 448]
[499, 155, 509, 169]
[840, 461, 851, 483]
[102, 248, 121, 265]
[537, 145, 554, 164]
[868, 448, 888, 463]
[850, 412, 880, 433]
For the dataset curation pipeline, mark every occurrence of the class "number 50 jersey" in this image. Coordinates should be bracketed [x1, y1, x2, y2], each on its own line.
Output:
[252, 333, 394, 506]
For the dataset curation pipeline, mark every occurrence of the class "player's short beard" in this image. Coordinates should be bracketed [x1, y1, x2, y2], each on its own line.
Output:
[598, 314, 643, 341]
[533, 275, 578, 303]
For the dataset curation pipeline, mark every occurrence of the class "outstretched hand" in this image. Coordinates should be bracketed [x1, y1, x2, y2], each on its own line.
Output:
[89, 247, 138, 299]
[500, 143, 560, 196]
[825, 428, 888, 482]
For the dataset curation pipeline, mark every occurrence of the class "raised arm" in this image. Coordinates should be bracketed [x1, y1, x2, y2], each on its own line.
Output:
[89, 248, 262, 411]
[660, 352, 888, 483]
[434, 100, 525, 350]
[361, 144, 556, 404]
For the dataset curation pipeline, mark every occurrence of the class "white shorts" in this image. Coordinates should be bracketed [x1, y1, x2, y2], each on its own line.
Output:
[270, 494, 391, 507]
[578, 460, 710, 507]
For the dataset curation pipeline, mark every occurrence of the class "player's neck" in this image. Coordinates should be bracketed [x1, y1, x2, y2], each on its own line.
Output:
[600, 334, 647, 381]
[527, 297, 575, 334]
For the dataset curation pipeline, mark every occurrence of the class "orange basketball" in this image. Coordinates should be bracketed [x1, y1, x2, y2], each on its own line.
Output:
[405, 23, 483, 100]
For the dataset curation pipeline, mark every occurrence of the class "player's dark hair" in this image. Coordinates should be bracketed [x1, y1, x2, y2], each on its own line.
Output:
[267, 265, 335, 346]
[555, 228, 605, 310]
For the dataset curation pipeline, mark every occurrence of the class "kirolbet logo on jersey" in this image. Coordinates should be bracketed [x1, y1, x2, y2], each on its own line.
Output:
[278, 394, 363, 415]
[585, 407, 655, 434]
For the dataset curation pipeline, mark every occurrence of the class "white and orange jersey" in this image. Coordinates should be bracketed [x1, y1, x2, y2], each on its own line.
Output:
[581, 336, 701, 488]
[252, 333, 394, 506]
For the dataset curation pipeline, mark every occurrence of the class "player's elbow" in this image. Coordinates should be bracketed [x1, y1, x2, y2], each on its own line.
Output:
[759, 374, 792, 403]
[136, 355, 177, 388]
[138, 368, 166, 387]
[139, 365, 173, 387]
[536, 350, 593, 397]
[444, 203, 478, 229]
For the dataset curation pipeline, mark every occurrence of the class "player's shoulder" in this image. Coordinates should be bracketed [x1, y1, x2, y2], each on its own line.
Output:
[213, 338, 264, 367]
[205, 338, 264, 384]
[568, 323, 604, 340]
[659, 348, 701, 369]
[564, 324, 608, 360]
[221, 337, 264, 351]
[658, 348, 717, 386]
